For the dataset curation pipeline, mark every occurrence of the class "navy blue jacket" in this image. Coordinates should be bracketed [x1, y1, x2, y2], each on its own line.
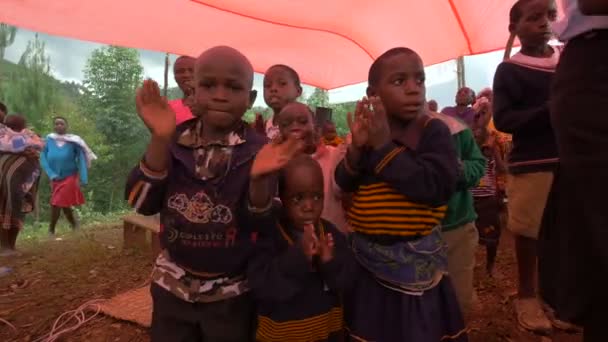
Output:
[248, 214, 357, 342]
[125, 121, 267, 274]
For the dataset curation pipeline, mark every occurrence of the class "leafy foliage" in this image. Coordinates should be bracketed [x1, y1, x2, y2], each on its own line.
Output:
[80, 46, 147, 213]
[0, 24, 17, 59]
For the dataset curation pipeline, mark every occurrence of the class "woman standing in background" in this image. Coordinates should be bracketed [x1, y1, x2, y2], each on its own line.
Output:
[41, 116, 95, 235]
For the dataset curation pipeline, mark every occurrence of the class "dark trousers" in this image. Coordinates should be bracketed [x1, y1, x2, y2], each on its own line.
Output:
[150, 283, 255, 342]
[549, 29, 608, 341]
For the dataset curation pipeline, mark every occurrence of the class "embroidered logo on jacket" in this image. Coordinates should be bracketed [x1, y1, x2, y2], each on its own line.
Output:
[168, 191, 233, 224]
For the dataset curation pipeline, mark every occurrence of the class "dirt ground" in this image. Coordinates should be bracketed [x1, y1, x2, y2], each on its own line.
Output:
[0, 224, 582, 342]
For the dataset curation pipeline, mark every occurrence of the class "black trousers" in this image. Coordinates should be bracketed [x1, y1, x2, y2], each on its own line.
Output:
[150, 283, 255, 342]
[548, 30, 608, 341]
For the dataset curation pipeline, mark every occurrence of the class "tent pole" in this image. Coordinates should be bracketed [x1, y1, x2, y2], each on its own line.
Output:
[456, 56, 465, 88]
[163, 52, 169, 97]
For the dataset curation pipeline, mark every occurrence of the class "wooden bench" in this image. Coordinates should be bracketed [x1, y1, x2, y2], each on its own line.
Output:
[123, 214, 161, 260]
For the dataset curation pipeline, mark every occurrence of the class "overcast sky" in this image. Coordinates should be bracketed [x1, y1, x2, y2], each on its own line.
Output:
[3, 27, 509, 109]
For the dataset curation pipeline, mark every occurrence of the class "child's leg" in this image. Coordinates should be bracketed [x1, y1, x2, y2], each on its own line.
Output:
[0, 228, 10, 251]
[199, 293, 255, 342]
[49, 206, 61, 234]
[150, 283, 202, 342]
[8, 224, 20, 250]
[506, 173, 553, 332]
[62, 207, 79, 230]
[486, 244, 498, 276]
[515, 235, 537, 297]
[442, 222, 479, 317]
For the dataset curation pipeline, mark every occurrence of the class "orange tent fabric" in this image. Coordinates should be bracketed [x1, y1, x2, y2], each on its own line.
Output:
[0, 0, 541, 89]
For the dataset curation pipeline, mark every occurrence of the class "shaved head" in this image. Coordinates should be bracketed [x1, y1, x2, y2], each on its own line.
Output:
[196, 46, 254, 88]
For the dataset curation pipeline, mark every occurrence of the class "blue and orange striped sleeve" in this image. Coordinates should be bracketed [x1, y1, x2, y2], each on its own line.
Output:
[124, 160, 169, 216]
[367, 119, 459, 207]
[334, 148, 366, 193]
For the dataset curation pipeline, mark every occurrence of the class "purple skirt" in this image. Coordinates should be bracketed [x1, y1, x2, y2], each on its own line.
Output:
[344, 269, 467, 342]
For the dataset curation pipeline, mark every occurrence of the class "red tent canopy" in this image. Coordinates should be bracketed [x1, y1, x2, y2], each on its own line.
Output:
[1, 0, 541, 89]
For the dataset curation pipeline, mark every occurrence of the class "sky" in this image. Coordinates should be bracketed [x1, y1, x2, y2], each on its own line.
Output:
[3, 27, 511, 109]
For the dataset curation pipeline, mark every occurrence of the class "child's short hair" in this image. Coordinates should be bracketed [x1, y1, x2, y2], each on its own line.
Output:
[5, 114, 26, 132]
[54, 116, 68, 124]
[368, 47, 418, 86]
[278, 154, 323, 197]
[275, 102, 314, 123]
[268, 64, 301, 88]
[509, 0, 537, 24]
[0, 101, 7, 114]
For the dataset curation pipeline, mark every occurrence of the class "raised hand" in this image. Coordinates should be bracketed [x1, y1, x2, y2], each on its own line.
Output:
[367, 96, 391, 149]
[319, 233, 335, 263]
[301, 224, 320, 261]
[250, 136, 304, 180]
[346, 99, 371, 148]
[135, 79, 176, 140]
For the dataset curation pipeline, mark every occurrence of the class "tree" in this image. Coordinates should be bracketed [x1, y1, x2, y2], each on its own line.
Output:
[82, 46, 144, 143]
[2, 34, 58, 128]
[81, 46, 146, 212]
[305, 88, 329, 109]
[0, 24, 17, 59]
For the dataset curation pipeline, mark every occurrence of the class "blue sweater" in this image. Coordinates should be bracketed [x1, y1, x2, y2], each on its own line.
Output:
[41, 137, 88, 185]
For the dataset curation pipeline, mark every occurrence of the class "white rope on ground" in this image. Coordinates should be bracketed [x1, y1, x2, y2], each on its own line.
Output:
[34, 299, 105, 342]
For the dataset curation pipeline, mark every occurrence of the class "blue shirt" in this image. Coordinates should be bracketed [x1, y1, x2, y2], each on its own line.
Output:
[554, 0, 608, 41]
[41, 137, 88, 185]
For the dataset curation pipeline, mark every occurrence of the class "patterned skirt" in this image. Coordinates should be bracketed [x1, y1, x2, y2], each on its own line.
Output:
[0, 153, 40, 230]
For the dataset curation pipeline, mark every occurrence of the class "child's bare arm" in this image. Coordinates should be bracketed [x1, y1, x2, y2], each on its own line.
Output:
[136, 80, 176, 172]
[249, 137, 303, 211]
[493, 143, 507, 174]
[125, 80, 175, 215]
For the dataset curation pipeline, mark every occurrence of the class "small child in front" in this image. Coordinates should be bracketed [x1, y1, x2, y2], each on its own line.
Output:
[125, 46, 267, 342]
[247, 154, 355, 342]
[336, 47, 467, 341]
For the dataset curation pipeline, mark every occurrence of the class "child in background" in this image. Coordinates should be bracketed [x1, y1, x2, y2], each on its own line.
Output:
[247, 154, 355, 342]
[336, 47, 466, 341]
[441, 87, 477, 127]
[493, 0, 560, 333]
[263, 64, 303, 140]
[428, 99, 439, 113]
[321, 121, 344, 147]
[472, 108, 506, 276]
[126, 46, 267, 342]
[168, 56, 196, 125]
[273, 102, 349, 233]
[427, 107, 485, 318]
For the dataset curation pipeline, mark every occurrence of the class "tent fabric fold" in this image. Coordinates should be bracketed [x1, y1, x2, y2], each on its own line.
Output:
[0, 0, 557, 89]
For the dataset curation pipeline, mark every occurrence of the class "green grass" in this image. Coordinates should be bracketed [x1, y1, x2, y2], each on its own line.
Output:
[0, 58, 21, 75]
[20, 209, 132, 242]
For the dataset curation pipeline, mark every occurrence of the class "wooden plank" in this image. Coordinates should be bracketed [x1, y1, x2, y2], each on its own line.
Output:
[123, 214, 160, 233]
